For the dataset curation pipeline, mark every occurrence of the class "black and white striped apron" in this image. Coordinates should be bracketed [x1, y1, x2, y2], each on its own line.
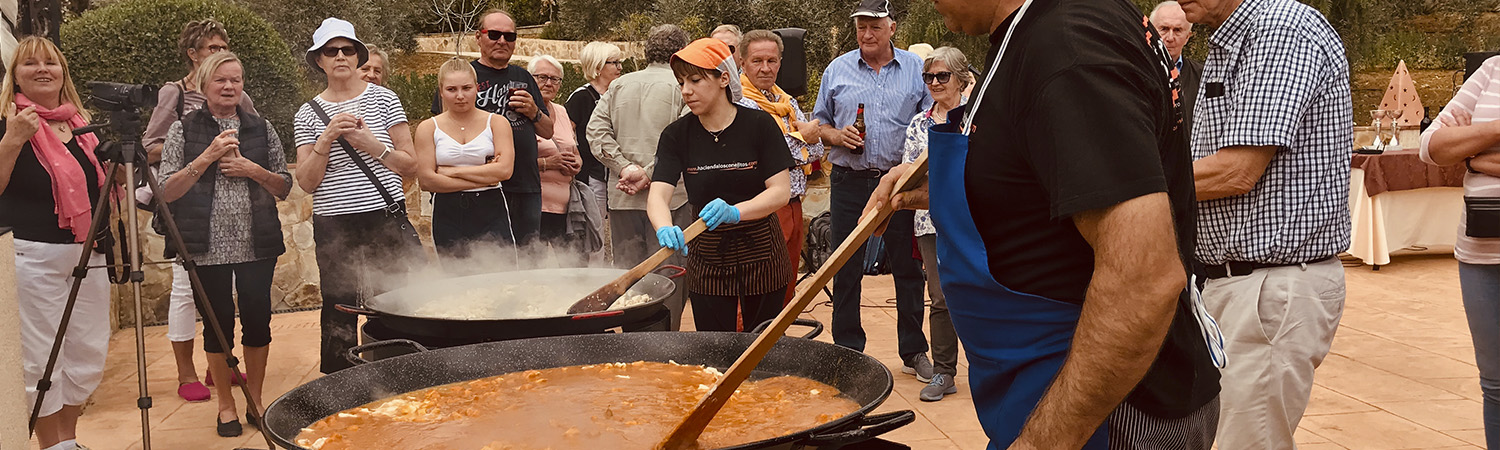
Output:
[685, 216, 792, 297]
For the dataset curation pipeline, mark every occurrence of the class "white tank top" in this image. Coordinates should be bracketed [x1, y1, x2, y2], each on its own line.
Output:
[433, 117, 500, 192]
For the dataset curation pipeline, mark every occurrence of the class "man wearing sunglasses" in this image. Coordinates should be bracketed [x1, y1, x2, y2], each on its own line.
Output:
[430, 9, 554, 248]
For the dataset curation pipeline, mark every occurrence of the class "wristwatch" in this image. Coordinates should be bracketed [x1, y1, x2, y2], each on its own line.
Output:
[1468, 157, 1479, 174]
[378, 145, 394, 161]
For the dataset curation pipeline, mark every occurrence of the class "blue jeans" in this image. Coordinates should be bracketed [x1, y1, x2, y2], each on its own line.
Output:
[829, 165, 929, 358]
[1460, 262, 1500, 450]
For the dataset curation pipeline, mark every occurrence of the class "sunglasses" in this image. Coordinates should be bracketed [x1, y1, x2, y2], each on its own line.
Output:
[480, 29, 519, 42]
[728, 45, 737, 54]
[922, 71, 953, 85]
[535, 74, 562, 84]
[320, 46, 357, 58]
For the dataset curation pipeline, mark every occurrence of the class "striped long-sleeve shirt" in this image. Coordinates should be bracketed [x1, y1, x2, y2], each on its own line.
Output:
[1420, 56, 1500, 265]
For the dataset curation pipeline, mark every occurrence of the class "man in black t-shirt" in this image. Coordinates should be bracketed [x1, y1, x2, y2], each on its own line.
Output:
[430, 9, 553, 247]
[865, 0, 1221, 447]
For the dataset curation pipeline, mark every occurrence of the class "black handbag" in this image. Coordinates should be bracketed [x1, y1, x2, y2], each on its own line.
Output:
[1466, 197, 1500, 238]
[303, 99, 422, 245]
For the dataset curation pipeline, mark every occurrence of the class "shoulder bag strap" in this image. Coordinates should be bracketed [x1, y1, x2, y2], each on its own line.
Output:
[303, 99, 400, 210]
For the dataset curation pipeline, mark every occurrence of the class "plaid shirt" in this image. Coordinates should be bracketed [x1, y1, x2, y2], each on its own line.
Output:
[1190, 0, 1352, 266]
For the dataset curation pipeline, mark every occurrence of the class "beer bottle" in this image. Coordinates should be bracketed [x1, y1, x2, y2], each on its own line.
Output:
[851, 103, 867, 155]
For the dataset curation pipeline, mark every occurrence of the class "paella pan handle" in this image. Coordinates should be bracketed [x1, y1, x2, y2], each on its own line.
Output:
[334, 303, 381, 317]
[799, 410, 916, 446]
[653, 265, 687, 279]
[344, 339, 430, 366]
[750, 318, 823, 340]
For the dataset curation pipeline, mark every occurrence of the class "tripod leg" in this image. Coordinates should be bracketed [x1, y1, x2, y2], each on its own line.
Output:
[117, 161, 157, 448]
[27, 161, 118, 438]
[139, 164, 276, 449]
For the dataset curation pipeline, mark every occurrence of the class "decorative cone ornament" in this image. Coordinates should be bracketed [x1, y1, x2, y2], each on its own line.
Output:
[1379, 60, 1424, 128]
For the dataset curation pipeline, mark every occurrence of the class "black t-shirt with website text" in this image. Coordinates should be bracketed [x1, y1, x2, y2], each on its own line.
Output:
[429, 60, 550, 194]
[652, 105, 795, 209]
[964, 0, 1217, 418]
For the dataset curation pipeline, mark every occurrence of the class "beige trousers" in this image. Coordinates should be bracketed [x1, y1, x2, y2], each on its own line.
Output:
[1204, 258, 1345, 450]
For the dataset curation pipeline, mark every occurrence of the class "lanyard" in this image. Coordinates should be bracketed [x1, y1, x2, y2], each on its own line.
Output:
[961, 0, 1034, 135]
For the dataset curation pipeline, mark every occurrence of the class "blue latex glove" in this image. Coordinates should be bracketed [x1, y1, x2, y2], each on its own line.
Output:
[656, 225, 687, 255]
[699, 198, 741, 230]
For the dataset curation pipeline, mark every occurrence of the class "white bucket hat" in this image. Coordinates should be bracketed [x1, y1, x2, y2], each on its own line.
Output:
[306, 17, 370, 73]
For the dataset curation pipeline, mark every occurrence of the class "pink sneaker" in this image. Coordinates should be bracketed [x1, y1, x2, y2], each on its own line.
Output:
[177, 381, 210, 402]
[204, 370, 248, 387]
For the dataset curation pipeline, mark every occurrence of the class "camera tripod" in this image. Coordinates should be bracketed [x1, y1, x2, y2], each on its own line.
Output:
[26, 107, 275, 450]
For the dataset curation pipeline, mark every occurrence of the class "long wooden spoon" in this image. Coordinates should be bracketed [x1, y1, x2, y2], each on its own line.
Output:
[567, 219, 708, 314]
[655, 154, 930, 450]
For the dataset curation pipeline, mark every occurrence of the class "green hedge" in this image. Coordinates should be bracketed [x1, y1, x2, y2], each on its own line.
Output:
[61, 0, 305, 159]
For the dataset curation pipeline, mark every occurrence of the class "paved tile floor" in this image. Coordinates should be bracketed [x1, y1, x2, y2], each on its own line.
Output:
[37, 254, 1487, 449]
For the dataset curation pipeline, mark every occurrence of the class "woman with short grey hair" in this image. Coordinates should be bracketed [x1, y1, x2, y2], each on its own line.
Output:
[900, 45, 972, 402]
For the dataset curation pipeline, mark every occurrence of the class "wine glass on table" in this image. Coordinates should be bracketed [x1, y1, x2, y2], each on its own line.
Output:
[1387, 109, 1404, 149]
[1369, 110, 1387, 150]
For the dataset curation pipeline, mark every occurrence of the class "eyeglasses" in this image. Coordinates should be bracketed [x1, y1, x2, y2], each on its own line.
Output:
[321, 46, 357, 58]
[922, 71, 953, 85]
[535, 75, 562, 84]
[480, 29, 519, 42]
[201, 44, 228, 53]
[604, 60, 624, 67]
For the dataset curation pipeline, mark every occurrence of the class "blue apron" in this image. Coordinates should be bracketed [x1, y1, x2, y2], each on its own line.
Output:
[925, 3, 1106, 445]
[927, 120, 1109, 450]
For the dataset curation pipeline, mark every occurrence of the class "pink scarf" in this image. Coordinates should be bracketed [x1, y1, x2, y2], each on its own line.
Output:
[15, 93, 103, 242]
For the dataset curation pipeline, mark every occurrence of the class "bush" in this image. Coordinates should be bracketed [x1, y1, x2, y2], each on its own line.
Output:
[385, 71, 439, 125]
[234, 0, 422, 58]
[61, 0, 305, 159]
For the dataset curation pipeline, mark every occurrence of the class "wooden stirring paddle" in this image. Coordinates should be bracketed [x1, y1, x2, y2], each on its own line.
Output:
[655, 154, 929, 450]
[567, 219, 708, 315]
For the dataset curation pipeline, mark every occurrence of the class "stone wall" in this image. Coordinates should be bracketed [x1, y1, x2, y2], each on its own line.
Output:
[111, 170, 435, 330]
[414, 33, 645, 62]
[111, 185, 321, 329]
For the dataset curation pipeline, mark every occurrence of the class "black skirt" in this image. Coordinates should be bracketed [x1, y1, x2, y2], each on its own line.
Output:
[685, 216, 793, 297]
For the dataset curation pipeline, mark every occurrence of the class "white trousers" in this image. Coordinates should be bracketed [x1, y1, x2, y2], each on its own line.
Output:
[16, 239, 110, 418]
[165, 263, 198, 342]
[1204, 258, 1345, 450]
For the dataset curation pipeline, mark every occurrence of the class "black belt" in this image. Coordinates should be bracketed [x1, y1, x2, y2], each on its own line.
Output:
[832, 164, 886, 178]
[1203, 256, 1337, 279]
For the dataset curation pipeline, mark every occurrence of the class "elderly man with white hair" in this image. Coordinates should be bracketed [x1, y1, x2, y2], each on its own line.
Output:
[1151, 1, 1202, 134]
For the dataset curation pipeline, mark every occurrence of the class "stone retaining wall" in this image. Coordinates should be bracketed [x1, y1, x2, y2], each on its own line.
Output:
[110, 168, 432, 330]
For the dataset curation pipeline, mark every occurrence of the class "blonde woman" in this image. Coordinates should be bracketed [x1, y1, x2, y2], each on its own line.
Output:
[140, 17, 258, 403]
[566, 41, 623, 222]
[158, 51, 290, 436]
[415, 57, 516, 263]
[0, 36, 108, 450]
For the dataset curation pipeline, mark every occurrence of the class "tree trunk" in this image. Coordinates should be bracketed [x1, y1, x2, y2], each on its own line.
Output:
[18, 0, 60, 44]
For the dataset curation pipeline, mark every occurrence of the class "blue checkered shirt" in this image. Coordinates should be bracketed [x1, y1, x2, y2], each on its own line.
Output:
[1191, 0, 1352, 266]
[813, 46, 933, 171]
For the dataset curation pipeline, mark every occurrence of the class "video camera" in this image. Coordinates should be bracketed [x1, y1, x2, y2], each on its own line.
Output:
[86, 81, 157, 112]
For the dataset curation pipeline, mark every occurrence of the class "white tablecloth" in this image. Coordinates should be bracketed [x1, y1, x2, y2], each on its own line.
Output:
[1347, 168, 1464, 266]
